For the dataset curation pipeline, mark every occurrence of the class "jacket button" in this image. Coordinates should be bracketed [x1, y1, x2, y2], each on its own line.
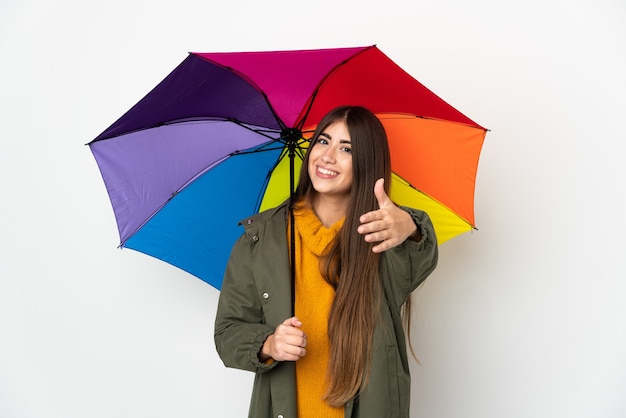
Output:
[262, 292, 269, 299]
[247, 219, 253, 224]
[252, 235, 259, 242]
[277, 415, 284, 418]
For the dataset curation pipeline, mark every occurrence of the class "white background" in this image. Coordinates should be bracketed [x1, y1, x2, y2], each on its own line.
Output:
[1, 0, 625, 417]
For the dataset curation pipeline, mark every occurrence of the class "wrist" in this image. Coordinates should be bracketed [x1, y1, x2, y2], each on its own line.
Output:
[258, 334, 273, 362]
[408, 221, 422, 242]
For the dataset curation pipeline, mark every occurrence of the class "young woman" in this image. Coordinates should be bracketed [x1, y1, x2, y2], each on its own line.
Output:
[215, 105, 439, 418]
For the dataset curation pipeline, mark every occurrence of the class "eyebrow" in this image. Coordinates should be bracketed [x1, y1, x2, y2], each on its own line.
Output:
[319, 132, 351, 144]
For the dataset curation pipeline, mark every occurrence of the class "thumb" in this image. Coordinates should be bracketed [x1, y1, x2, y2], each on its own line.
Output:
[283, 316, 302, 328]
[374, 178, 392, 209]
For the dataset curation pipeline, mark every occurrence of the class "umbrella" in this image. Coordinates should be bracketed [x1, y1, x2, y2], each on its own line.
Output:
[88, 45, 487, 290]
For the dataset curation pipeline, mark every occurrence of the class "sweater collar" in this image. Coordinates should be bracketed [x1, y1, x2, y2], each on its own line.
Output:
[294, 205, 344, 257]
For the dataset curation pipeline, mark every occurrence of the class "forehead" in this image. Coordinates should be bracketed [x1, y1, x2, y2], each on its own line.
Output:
[320, 120, 350, 138]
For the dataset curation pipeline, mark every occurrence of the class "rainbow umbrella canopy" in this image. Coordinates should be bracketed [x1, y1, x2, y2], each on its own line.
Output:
[89, 45, 487, 290]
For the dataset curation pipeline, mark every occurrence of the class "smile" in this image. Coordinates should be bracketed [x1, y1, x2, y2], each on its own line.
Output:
[317, 167, 338, 177]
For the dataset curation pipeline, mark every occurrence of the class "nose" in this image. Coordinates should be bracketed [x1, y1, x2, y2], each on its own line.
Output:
[321, 147, 335, 163]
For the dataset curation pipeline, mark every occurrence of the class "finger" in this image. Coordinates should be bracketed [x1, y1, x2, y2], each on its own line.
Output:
[276, 335, 308, 360]
[283, 316, 302, 328]
[359, 209, 381, 225]
[276, 325, 305, 341]
[358, 219, 376, 235]
[275, 345, 307, 361]
[271, 334, 306, 359]
[282, 347, 307, 361]
[371, 239, 396, 254]
[359, 179, 392, 225]
[362, 228, 386, 243]
[373, 178, 393, 209]
[275, 317, 306, 343]
[280, 333, 307, 347]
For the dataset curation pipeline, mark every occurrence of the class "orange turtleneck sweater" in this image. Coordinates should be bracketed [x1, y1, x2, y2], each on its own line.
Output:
[293, 205, 344, 418]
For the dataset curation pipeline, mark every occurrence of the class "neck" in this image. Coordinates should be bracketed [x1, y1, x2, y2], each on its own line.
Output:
[312, 195, 348, 227]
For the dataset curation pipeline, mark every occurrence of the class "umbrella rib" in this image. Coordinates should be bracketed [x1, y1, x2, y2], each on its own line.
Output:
[90, 117, 285, 144]
[230, 146, 284, 156]
[192, 55, 287, 131]
[227, 118, 282, 138]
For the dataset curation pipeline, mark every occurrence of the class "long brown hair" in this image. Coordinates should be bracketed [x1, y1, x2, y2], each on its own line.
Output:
[294, 105, 392, 407]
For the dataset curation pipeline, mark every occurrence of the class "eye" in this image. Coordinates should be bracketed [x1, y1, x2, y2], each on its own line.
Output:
[315, 137, 329, 145]
[340, 146, 352, 153]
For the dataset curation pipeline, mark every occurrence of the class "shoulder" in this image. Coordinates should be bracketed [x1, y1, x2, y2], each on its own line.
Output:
[234, 201, 290, 246]
[224, 201, 291, 277]
[239, 201, 289, 228]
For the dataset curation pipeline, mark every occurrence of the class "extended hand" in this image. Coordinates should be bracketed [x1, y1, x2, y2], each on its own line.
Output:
[358, 178, 419, 253]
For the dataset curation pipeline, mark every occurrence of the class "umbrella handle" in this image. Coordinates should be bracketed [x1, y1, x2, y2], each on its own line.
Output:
[283, 128, 301, 316]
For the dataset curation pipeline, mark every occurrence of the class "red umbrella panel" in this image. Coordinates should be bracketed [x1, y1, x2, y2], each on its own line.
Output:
[89, 45, 487, 288]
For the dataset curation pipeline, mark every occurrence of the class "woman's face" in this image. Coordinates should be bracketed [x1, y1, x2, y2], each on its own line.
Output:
[308, 120, 353, 202]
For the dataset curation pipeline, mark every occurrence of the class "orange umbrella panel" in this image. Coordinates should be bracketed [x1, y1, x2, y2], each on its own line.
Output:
[379, 114, 487, 229]
[261, 114, 486, 245]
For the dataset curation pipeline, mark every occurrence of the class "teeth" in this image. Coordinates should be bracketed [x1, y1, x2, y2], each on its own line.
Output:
[318, 167, 338, 176]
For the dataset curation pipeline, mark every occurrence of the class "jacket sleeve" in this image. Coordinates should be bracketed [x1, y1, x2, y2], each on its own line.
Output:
[382, 207, 439, 309]
[214, 232, 279, 374]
